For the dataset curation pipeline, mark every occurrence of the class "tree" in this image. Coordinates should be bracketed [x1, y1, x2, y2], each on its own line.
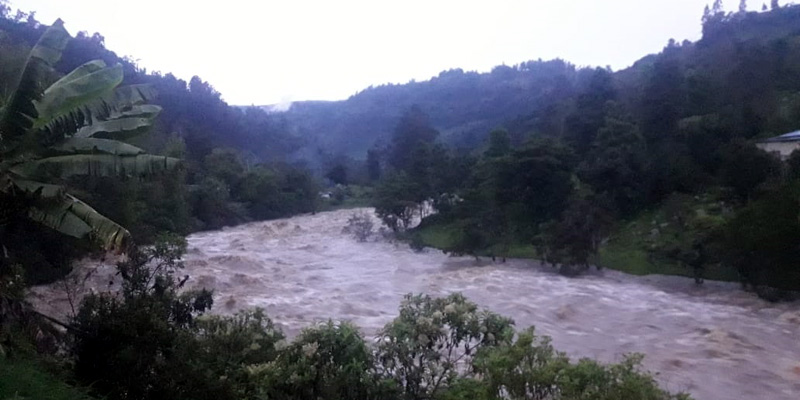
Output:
[771, 0, 780, 10]
[0, 20, 178, 251]
[504, 138, 575, 229]
[534, 194, 614, 275]
[702, 4, 712, 24]
[718, 139, 781, 200]
[325, 163, 348, 185]
[721, 183, 800, 298]
[374, 172, 420, 232]
[739, 0, 748, 13]
[578, 110, 647, 215]
[484, 128, 511, 158]
[387, 106, 439, 172]
[712, 0, 725, 14]
[564, 68, 616, 155]
[366, 148, 381, 182]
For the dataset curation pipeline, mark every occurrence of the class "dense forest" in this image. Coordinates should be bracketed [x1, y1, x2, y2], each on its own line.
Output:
[1, 1, 799, 399]
[364, 2, 800, 299]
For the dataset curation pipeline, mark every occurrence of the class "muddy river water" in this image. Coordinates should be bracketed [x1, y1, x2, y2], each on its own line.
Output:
[29, 208, 800, 400]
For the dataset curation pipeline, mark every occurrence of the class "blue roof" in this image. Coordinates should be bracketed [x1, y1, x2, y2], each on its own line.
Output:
[759, 130, 800, 143]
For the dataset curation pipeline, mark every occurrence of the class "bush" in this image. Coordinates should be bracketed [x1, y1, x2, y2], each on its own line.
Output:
[254, 321, 390, 400]
[342, 211, 375, 242]
[376, 293, 515, 400]
[70, 235, 224, 400]
[470, 328, 690, 400]
[193, 310, 285, 399]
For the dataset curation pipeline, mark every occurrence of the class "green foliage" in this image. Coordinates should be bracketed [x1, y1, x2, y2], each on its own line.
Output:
[535, 194, 615, 275]
[577, 110, 647, 215]
[0, 20, 177, 251]
[720, 182, 800, 297]
[70, 234, 224, 400]
[375, 172, 421, 232]
[342, 210, 375, 242]
[325, 163, 348, 185]
[193, 310, 285, 399]
[440, 328, 691, 400]
[0, 358, 93, 400]
[376, 293, 515, 400]
[255, 321, 387, 400]
[718, 139, 782, 200]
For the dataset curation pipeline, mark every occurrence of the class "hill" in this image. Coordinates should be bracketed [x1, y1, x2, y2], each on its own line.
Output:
[274, 60, 579, 161]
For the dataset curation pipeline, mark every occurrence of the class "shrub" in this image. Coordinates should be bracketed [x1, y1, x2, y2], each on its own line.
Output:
[253, 321, 391, 400]
[343, 211, 375, 242]
[70, 234, 226, 400]
[193, 310, 285, 399]
[376, 293, 514, 400]
[469, 327, 691, 400]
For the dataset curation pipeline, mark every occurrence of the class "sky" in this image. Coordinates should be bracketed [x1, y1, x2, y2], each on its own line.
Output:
[8, 0, 759, 105]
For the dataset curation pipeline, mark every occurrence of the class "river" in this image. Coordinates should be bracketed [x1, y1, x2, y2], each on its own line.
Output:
[29, 208, 800, 400]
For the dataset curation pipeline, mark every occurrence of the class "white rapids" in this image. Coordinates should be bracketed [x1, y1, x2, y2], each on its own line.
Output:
[28, 208, 800, 400]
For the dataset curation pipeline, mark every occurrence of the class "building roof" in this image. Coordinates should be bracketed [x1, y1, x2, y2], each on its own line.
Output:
[758, 131, 800, 143]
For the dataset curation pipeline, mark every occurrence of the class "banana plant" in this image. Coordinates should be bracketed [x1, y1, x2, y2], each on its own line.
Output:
[0, 20, 179, 250]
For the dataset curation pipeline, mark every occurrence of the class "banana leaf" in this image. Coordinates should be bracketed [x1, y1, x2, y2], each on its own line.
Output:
[28, 193, 129, 249]
[50, 137, 144, 156]
[12, 153, 180, 179]
[9, 178, 64, 198]
[74, 116, 155, 140]
[0, 20, 70, 145]
[33, 61, 123, 129]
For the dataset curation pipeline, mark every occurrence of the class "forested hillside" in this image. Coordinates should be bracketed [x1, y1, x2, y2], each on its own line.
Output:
[273, 3, 800, 167]
[367, 3, 800, 299]
[277, 59, 576, 159]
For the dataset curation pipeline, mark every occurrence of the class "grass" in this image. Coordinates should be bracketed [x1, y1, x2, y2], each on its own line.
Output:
[0, 357, 94, 400]
[413, 222, 538, 259]
[596, 198, 740, 282]
[412, 193, 742, 283]
[319, 185, 375, 211]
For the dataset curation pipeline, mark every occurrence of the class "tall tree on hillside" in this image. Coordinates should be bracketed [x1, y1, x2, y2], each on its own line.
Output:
[564, 68, 616, 155]
[0, 20, 178, 251]
[640, 51, 685, 141]
[505, 138, 576, 232]
[578, 109, 647, 215]
[712, 0, 725, 14]
[739, 0, 748, 13]
[771, 0, 780, 9]
[366, 148, 381, 182]
[388, 106, 439, 172]
[484, 128, 512, 158]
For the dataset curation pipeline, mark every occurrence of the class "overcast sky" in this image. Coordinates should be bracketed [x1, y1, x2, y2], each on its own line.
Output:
[9, 0, 757, 105]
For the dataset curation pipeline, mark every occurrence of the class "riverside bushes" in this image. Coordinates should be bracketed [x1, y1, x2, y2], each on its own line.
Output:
[61, 236, 690, 400]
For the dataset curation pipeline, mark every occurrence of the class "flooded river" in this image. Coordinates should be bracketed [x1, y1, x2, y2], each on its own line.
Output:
[29, 208, 800, 400]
